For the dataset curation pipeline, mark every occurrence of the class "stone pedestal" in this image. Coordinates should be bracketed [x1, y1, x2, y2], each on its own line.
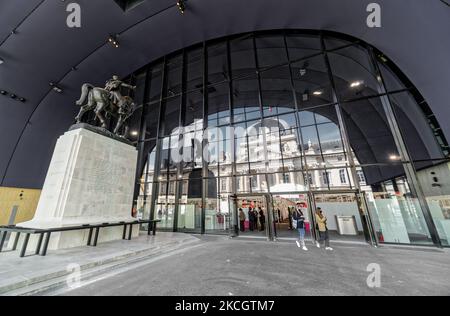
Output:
[10, 126, 138, 251]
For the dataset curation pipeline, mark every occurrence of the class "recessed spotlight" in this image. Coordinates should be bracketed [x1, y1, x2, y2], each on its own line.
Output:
[49, 82, 63, 93]
[108, 35, 120, 48]
[350, 81, 364, 88]
[389, 155, 401, 161]
[10, 94, 17, 99]
[0, 57, 4, 65]
[131, 130, 139, 136]
[313, 90, 323, 96]
[177, 0, 186, 14]
[0, 90, 7, 95]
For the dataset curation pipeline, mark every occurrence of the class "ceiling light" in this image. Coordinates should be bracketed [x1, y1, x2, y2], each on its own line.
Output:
[313, 90, 323, 96]
[350, 81, 364, 88]
[177, 0, 186, 14]
[0, 90, 7, 95]
[49, 82, 63, 93]
[0, 57, 4, 65]
[131, 130, 139, 136]
[108, 35, 120, 48]
[389, 155, 401, 161]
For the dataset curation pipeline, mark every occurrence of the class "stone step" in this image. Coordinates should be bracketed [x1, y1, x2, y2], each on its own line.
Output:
[0, 235, 200, 296]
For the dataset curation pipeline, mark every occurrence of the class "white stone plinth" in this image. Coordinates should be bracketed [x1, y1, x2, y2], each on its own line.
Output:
[11, 127, 139, 251]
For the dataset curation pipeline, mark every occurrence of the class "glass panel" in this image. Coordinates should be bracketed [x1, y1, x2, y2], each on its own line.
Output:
[324, 36, 356, 51]
[161, 96, 180, 136]
[235, 176, 252, 194]
[377, 58, 409, 92]
[146, 63, 164, 139]
[317, 122, 344, 154]
[314, 193, 366, 241]
[206, 194, 232, 234]
[342, 98, 402, 166]
[208, 42, 229, 85]
[327, 44, 380, 101]
[256, 35, 288, 69]
[232, 78, 261, 122]
[417, 163, 450, 246]
[268, 172, 307, 193]
[165, 54, 183, 96]
[260, 66, 295, 117]
[186, 46, 203, 92]
[360, 166, 433, 245]
[208, 83, 230, 127]
[178, 180, 202, 232]
[291, 54, 333, 108]
[286, 34, 322, 61]
[184, 90, 203, 128]
[230, 35, 256, 79]
[389, 92, 445, 165]
[155, 181, 174, 229]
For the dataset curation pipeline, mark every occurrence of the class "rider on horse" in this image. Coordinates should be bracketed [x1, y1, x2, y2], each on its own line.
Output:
[104, 75, 136, 114]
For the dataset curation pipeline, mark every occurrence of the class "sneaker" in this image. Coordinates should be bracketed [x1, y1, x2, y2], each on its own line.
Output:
[316, 241, 321, 248]
[296, 240, 301, 248]
[325, 247, 334, 251]
[302, 246, 308, 251]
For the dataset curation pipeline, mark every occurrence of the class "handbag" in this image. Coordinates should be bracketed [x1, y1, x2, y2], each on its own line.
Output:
[292, 217, 297, 229]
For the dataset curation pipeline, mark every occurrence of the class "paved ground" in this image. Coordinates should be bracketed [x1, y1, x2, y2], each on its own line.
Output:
[0, 232, 199, 294]
[62, 235, 450, 296]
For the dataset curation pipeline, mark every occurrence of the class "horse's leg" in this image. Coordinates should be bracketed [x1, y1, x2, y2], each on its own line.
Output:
[114, 115, 124, 135]
[75, 106, 88, 123]
[95, 102, 107, 128]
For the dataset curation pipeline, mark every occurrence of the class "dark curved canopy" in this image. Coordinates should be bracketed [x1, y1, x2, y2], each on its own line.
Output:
[1, 0, 449, 188]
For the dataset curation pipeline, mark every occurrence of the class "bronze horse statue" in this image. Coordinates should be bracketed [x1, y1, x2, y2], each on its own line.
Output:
[75, 83, 135, 136]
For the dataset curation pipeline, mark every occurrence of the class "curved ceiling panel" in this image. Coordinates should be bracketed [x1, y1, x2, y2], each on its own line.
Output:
[1, 0, 449, 188]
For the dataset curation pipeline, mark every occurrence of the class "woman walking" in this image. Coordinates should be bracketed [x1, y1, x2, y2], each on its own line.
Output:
[315, 207, 333, 251]
[293, 207, 308, 251]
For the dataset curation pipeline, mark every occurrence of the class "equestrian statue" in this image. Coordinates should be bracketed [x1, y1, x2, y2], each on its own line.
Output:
[75, 75, 137, 137]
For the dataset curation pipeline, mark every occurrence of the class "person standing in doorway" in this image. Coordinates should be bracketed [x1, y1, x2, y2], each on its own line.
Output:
[258, 207, 266, 231]
[287, 207, 293, 230]
[315, 207, 333, 251]
[253, 208, 259, 231]
[293, 207, 308, 251]
[239, 208, 246, 232]
[248, 207, 255, 232]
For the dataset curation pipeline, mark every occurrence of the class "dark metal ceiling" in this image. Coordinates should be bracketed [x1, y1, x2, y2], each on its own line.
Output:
[0, 0, 449, 188]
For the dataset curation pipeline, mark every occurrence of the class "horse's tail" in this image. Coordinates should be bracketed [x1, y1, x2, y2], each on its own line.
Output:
[76, 83, 94, 106]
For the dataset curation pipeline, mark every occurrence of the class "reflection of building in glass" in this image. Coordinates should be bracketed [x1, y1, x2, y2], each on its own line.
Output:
[134, 31, 450, 248]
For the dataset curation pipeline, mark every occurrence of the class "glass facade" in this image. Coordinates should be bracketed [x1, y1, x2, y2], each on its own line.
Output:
[127, 31, 450, 248]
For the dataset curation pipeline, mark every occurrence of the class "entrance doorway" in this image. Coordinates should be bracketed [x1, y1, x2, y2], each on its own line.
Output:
[230, 194, 274, 240]
[271, 193, 314, 241]
[229, 192, 376, 245]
